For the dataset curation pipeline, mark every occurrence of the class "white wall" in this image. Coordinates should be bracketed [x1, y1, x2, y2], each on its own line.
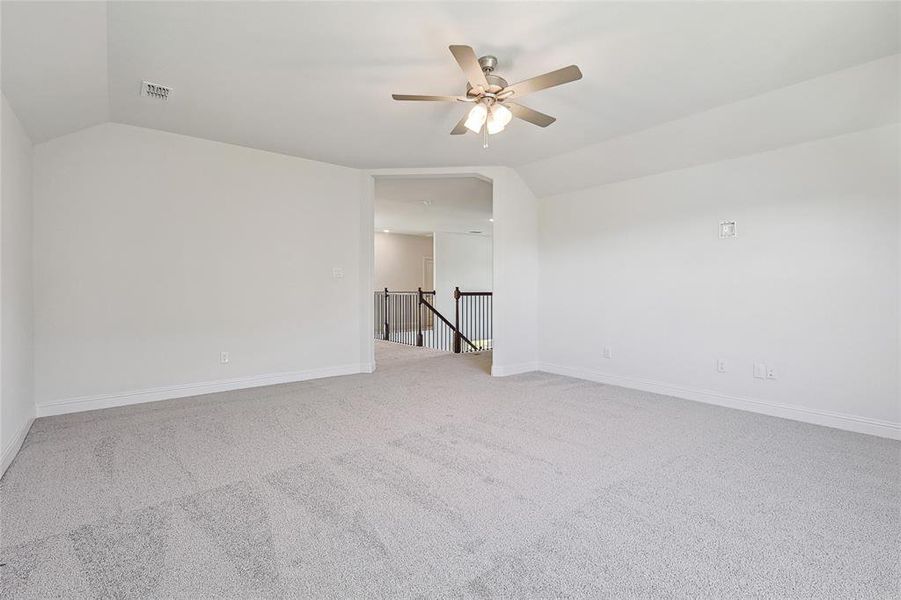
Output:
[33, 123, 367, 414]
[433, 232, 492, 320]
[491, 169, 540, 374]
[538, 125, 900, 438]
[374, 232, 432, 291]
[1, 94, 35, 473]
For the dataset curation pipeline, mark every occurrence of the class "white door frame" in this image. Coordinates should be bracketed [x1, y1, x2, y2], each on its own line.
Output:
[422, 256, 434, 290]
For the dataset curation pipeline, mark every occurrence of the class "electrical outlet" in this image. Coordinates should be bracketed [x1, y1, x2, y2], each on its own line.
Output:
[220, 351, 230, 364]
[716, 359, 727, 373]
[332, 267, 344, 279]
[766, 366, 777, 380]
[753, 362, 766, 379]
[719, 220, 737, 238]
[602, 347, 613, 359]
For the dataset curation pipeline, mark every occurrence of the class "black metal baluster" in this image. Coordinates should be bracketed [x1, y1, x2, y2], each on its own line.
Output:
[478, 295, 482, 350]
[468, 295, 472, 352]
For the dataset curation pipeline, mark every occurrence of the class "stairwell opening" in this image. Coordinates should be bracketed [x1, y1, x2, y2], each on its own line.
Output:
[370, 175, 493, 369]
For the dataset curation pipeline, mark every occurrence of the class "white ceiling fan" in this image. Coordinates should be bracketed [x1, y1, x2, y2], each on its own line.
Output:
[392, 45, 583, 147]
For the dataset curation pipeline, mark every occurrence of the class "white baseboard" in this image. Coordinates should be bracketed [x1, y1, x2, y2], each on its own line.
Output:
[28, 359, 900, 439]
[539, 362, 900, 440]
[36, 363, 372, 417]
[1, 416, 35, 477]
[492, 362, 540, 377]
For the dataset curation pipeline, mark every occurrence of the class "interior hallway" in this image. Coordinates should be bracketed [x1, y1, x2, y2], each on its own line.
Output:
[1, 342, 897, 598]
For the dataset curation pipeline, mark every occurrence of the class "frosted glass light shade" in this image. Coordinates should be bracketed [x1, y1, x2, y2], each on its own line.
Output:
[486, 104, 513, 135]
[464, 103, 488, 133]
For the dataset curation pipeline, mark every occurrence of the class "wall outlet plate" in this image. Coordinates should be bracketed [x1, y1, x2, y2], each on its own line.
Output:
[716, 359, 727, 373]
[220, 351, 230, 364]
[719, 221, 737, 238]
[766, 366, 777, 379]
[332, 267, 344, 279]
[602, 347, 613, 359]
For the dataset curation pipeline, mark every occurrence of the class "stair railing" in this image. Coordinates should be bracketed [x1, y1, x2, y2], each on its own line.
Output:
[419, 288, 479, 352]
[374, 287, 491, 353]
[454, 287, 493, 352]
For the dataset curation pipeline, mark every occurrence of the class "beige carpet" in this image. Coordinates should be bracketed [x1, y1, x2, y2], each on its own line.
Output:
[1, 341, 898, 598]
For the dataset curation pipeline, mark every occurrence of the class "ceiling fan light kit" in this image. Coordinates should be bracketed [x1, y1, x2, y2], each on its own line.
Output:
[464, 102, 489, 133]
[392, 45, 582, 148]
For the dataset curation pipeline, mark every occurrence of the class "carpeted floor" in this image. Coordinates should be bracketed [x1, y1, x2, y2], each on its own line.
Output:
[1, 342, 898, 599]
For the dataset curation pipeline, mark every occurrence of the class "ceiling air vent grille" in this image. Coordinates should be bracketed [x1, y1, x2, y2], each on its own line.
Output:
[140, 81, 171, 100]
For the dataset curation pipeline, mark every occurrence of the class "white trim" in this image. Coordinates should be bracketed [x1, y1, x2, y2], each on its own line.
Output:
[539, 362, 901, 440]
[36, 363, 372, 417]
[1, 417, 35, 477]
[492, 362, 540, 377]
[422, 256, 434, 290]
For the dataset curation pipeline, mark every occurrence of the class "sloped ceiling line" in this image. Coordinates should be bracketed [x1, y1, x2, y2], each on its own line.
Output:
[2, 1, 898, 198]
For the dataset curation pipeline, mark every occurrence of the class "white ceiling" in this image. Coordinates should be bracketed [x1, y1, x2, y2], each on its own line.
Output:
[375, 177, 492, 236]
[2, 1, 898, 171]
[1, 1, 108, 142]
[520, 54, 901, 197]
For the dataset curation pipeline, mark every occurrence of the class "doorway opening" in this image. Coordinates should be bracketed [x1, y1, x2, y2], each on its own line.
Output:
[371, 175, 493, 365]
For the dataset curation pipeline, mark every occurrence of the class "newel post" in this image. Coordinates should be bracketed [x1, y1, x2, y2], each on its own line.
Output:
[383, 287, 390, 341]
[453, 286, 462, 353]
[416, 287, 424, 347]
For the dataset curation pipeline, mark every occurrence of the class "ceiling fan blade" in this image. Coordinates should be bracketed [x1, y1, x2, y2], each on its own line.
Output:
[450, 113, 469, 135]
[506, 102, 556, 127]
[449, 45, 489, 91]
[500, 65, 582, 99]
[392, 94, 463, 102]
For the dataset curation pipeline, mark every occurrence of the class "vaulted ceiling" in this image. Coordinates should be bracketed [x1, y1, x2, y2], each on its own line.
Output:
[3, 2, 899, 184]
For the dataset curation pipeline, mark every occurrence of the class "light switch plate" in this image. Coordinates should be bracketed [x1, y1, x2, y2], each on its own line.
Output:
[719, 221, 737, 238]
[753, 362, 766, 379]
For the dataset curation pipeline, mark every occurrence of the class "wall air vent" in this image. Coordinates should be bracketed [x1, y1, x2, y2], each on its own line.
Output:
[140, 81, 171, 100]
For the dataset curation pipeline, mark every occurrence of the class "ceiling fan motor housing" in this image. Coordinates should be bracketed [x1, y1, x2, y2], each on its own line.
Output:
[470, 55, 507, 96]
[467, 57, 508, 98]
